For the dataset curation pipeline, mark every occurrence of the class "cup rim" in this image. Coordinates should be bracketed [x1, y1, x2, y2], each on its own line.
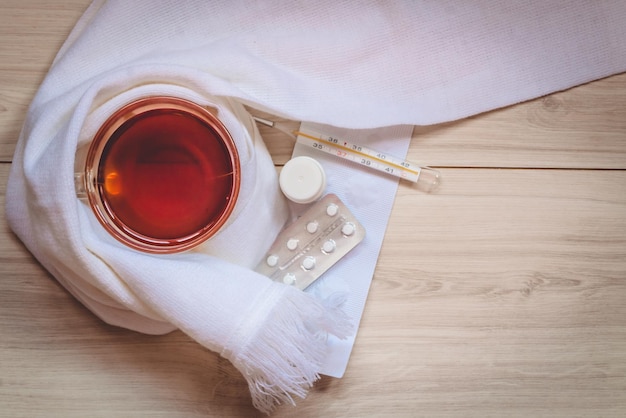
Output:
[83, 96, 241, 254]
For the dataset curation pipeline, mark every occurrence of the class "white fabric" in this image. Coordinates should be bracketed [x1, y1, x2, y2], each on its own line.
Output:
[6, 0, 626, 413]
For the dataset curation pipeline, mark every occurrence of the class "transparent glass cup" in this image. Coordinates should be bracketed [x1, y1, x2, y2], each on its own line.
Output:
[75, 97, 241, 254]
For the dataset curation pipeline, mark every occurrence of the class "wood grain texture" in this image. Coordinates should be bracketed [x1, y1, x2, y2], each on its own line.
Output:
[1, 2, 625, 417]
[410, 74, 626, 169]
[0, 1, 88, 162]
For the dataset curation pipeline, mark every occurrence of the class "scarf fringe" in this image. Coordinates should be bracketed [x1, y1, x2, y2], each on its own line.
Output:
[230, 288, 352, 414]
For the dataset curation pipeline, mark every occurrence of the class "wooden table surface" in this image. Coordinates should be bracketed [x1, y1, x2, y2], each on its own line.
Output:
[1, 2, 625, 417]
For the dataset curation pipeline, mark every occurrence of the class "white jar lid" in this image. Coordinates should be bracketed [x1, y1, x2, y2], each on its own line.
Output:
[279, 156, 326, 204]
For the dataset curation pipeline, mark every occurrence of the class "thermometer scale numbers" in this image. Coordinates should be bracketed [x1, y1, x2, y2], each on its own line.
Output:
[298, 131, 421, 182]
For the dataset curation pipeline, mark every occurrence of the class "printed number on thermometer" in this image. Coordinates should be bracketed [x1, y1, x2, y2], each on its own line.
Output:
[298, 131, 421, 182]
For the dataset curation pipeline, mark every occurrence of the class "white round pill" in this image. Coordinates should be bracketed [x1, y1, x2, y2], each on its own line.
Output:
[341, 222, 356, 236]
[266, 254, 279, 267]
[322, 239, 336, 253]
[286, 238, 299, 251]
[302, 256, 316, 270]
[283, 273, 296, 285]
[279, 156, 326, 204]
[306, 221, 319, 234]
[326, 203, 339, 217]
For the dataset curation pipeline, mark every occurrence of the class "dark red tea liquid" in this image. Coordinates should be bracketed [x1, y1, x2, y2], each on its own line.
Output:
[97, 109, 235, 240]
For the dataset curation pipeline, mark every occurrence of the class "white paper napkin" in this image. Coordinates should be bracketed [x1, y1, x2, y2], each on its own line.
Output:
[6, 0, 626, 413]
[291, 122, 413, 378]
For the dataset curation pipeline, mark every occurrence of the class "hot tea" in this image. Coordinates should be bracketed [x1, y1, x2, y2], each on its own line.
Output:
[84, 97, 240, 253]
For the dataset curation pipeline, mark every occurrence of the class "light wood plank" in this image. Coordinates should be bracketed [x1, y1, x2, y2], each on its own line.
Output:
[3, 163, 625, 417]
[0, 1, 89, 161]
[287, 169, 626, 417]
[410, 72, 626, 169]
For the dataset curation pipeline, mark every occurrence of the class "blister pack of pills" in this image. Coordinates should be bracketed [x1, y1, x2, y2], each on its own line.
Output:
[255, 194, 365, 290]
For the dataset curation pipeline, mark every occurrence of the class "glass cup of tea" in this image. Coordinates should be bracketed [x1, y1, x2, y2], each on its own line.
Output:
[76, 96, 241, 253]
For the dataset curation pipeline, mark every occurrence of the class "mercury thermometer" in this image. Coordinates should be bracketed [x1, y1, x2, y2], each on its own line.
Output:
[253, 117, 441, 192]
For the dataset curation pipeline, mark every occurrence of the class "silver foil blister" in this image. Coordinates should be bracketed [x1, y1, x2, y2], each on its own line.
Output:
[255, 194, 365, 290]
